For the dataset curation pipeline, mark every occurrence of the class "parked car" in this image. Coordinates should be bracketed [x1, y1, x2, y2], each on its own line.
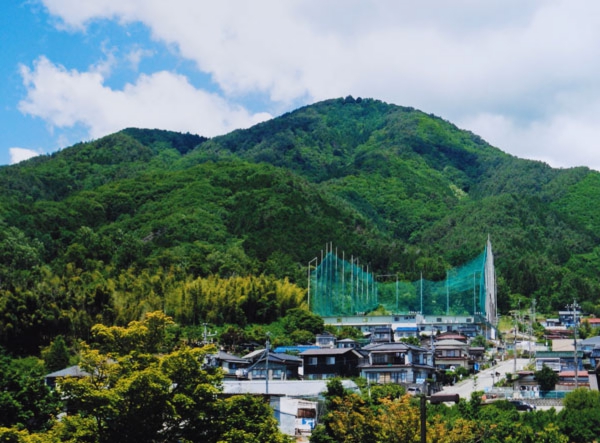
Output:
[509, 400, 535, 411]
[407, 387, 421, 396]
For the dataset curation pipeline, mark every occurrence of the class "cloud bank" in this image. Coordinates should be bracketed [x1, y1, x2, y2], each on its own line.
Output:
[19, 57, 271, 140]
[10, 147, 42, 164]
[20, 0, 600, 170]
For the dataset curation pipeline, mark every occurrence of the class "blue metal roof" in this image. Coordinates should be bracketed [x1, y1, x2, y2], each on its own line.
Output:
[273, 345, 320, 353]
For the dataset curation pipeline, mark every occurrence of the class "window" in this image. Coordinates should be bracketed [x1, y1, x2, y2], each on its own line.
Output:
[366, 372, 378, 383]
[391, 372, 406, 383]
[308, 357, 318, 366]
[372, 354, 389, 364]
[326, 356, 335, 365]
[297, 408, 317, 419]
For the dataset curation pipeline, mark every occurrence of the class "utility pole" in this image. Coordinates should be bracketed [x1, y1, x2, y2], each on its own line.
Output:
[513, 311, 518, 375]
[567, 301, 580, 389]
[265, 332, 270, 395]
[532, 299, 536, 358]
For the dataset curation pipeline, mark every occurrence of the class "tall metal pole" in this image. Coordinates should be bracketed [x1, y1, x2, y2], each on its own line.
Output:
[356, 257, 363, 309]
[307, 257, 317, 310]
[265, 332, 270, 395]
[420, 272, 423, 314]
[446, 270, 449, 315]
[396, 275, 399, 312]
[567, 300, 580, 389]
[342, 250, 345, 299]
[350, 255, 354, 311]
[366, 265, 369, 301]
[513, 311, 518, 375]
[473, 272, 476, 315]
[532, 299, 536, 358]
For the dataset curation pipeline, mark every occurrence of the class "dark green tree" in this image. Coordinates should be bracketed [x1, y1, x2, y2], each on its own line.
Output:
[470, 334, 489, 349]
[43, 336, 71, 373]
[0, 350, 61, 431]
[559, 389, 600, 443]
[282, 308, 324, 335]
[534, 364, 559, 392]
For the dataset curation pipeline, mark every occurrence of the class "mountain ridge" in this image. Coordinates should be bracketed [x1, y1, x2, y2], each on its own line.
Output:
[1, 96, 599, 353]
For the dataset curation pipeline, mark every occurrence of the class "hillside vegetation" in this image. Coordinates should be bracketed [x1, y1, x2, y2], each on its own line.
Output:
[1, 97, 599, 354]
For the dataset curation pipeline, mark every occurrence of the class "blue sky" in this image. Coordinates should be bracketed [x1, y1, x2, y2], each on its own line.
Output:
[3, 1, 600, 170]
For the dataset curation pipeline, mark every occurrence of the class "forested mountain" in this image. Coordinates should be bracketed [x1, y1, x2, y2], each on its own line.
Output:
[1, 96, 600, 355]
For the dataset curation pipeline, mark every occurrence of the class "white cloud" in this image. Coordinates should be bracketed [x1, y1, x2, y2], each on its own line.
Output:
[34, 0, 600, 170]
[126, 47, 154, 71]
[10, 147, 42, 164]
[18, 56, 271, 139]
[460, 111, 600, 171]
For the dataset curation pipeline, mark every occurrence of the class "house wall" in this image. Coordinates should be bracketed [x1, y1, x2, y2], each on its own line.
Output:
[269, 397, 317, 437]
[302, 354, 361, 379]
[248, 363, 296, 380]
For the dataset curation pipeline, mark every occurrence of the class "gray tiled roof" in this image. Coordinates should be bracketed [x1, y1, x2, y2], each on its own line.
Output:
[299, 348, 364, 357]
[45, 365, 90, 379]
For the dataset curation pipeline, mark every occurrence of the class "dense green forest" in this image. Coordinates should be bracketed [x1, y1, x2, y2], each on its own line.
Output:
[1, 97, 600, 357]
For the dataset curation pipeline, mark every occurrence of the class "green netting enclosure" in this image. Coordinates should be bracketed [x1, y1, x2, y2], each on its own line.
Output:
[308, 238, 497, 323]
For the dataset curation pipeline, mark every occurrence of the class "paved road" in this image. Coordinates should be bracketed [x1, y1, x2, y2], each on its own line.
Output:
[439, 358, 530, 399]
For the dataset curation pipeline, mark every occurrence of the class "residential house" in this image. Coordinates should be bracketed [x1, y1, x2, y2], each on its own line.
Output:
[557, 370, 590, 390]
[535, 356, 561, 372]
[45, 365, 90, 389]
[512, 371, 540, 399]
[315, 332, 336, 348]
[371, 326, 394, 343]
[299, 347, 364, 380]
[436, 331, 468, 342]
[544, 318, 560, 328]
[433, 339, 470, 371]
[394, 324, 419, 341]
[558, 310, 582, 327]
[580, 336, 600, 353]
[359, 342, 435, 386]
[590, 346, 600, 372]
[336, 338, 359, 349]
[243, 350, 302, 380]
[468, 346, 486, 366]
[206, 350, 249, 379]
[580, 336, 600, 369]
[535, 350, 583, 373]
[586, 318, 600, 329]
[222, 379, 359, 439]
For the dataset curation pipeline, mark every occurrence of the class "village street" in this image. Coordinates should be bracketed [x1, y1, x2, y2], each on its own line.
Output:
[439, 358, 529, 399]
